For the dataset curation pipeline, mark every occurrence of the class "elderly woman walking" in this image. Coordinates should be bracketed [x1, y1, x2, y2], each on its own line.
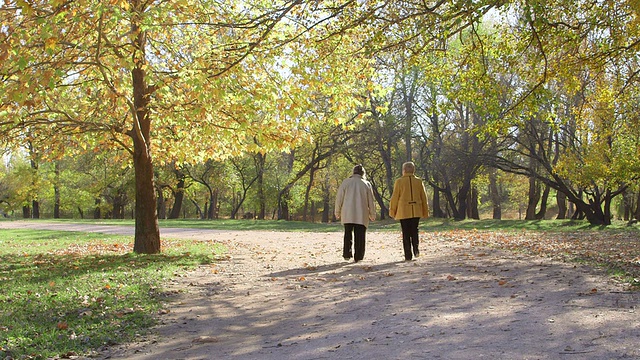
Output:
[335, 164, 376, 263]
[389, 161, 429, 261]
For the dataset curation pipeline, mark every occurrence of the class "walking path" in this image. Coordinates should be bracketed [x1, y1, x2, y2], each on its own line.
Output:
[1, 221, 638, 359]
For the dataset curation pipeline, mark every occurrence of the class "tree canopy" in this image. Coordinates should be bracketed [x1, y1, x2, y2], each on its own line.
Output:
[2, 0, 639, 251]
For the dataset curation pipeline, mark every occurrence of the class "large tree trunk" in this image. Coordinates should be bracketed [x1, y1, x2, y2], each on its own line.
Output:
[132, 136, 160, 253]
[131, 12, 160, 254]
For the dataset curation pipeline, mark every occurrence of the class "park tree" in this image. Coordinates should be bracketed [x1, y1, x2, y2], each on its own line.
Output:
[487, 0, 640, 225]
[1, 0, 377, 253]
[228, 155, 259, 220]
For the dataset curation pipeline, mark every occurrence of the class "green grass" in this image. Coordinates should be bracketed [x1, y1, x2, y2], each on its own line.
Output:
[25, 216, 640, 233]
[0, 229, 225, 359]
[416, 218, 640, 232]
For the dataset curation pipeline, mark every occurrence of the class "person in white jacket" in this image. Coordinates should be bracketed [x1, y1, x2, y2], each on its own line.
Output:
[335, 164, 376, 263]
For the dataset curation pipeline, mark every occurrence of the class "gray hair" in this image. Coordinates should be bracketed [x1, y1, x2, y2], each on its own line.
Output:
[402, 161, 416, 174]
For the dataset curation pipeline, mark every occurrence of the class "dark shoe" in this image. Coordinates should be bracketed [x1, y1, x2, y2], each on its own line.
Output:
[414, 251, 420, 258]
[344, 256, 351, 261]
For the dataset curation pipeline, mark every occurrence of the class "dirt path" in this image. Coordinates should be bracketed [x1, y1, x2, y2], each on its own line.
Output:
[1, 222, 638, 359]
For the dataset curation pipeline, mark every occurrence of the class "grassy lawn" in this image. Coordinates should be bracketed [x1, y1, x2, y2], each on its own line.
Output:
[0, 229, 224, 359]
[0, 218, 638, 358]
[30, 216, 640, 232]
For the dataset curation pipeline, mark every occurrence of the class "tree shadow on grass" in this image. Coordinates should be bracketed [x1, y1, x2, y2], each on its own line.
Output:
[0, 251, 214, 358]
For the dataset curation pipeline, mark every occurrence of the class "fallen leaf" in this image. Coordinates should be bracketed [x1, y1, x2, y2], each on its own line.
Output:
[192, 336, 218, 344]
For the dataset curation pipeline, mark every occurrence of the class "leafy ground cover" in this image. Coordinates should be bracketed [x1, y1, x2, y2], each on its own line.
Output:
[37, 217, 640, 232]
[43, 217, 639, 285]
[0, 218, 638, 358]
[0, 229, 225, 359]
[161, 218, 640, 285]
[440, 228, 640, 287]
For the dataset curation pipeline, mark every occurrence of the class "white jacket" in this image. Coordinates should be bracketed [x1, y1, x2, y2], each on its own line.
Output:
[335, 174, 376, 227]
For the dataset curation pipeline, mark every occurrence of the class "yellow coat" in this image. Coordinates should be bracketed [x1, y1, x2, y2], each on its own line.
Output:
[389, 174, 429, 220]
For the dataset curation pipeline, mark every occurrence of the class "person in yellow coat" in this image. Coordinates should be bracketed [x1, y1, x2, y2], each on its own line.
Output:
[389, 161, 430, 261]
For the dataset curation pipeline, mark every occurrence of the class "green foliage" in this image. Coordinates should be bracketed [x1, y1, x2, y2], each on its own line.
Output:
[0, 229, 224, 358]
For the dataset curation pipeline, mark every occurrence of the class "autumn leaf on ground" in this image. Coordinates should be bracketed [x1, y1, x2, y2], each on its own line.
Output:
[193, 336, 218, 344]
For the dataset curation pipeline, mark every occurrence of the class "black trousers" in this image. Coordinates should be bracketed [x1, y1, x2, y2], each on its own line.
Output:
[400, 217, 420, 260]
[343, 223, 367, 262]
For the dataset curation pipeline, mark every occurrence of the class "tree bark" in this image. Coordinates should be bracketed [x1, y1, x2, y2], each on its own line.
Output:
[303, 165, 316, 221]
[207, 189, 218, 219]
[278, 188, 290, 220]
[489, 170, 501, 220]
[635, 190, 640, 221]
[256, 152, 266, 220]
[431, 187, 445, 218]
[94, 198, 101, 219]
[168, 168, 185, 219]
[455, 180, 470, 221]
[468, 186, 479, 220]
[130, 8, 160, 254]
[535, 184, 550, 219]
[556, 191, 567, 219]
[525, 175, 540, 220]
[54, 161, 61, 218]
[156, 185, 166, 220]
[322, 184, 331, 223]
